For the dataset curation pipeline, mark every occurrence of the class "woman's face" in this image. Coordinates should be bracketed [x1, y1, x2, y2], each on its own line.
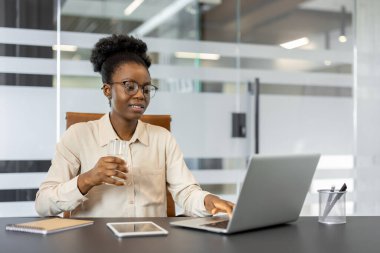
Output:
[104, 62, 151, 121]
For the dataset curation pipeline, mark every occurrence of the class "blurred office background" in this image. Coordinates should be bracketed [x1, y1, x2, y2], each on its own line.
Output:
[0, 0, 378, 217]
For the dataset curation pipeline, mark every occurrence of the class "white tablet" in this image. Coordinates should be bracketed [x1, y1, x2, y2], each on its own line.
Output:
[107, 222, 168, 237]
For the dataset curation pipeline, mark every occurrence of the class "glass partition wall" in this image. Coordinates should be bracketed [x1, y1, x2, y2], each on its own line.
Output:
[0, 0, 57, 216]
[0, 0, 358, 216]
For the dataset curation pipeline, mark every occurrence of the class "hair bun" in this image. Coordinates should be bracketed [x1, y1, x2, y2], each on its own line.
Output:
[90, 34, 151, 73]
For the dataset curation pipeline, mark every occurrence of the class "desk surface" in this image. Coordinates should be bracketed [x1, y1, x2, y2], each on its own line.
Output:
[1, 217, 379, 253]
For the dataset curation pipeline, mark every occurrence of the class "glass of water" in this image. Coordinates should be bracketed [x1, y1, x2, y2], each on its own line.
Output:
[107, 139, 127, 183]
[107, 139, 127, 159]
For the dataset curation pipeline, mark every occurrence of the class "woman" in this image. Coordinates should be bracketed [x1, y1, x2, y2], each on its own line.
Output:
[35, 34, 234, 217]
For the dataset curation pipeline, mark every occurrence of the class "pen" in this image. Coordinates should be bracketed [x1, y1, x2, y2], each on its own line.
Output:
[322, 185, 335, 218]
[322, 183, 347, 219]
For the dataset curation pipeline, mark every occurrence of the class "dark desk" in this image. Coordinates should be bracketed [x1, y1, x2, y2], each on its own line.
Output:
[1, 217, 379, 253]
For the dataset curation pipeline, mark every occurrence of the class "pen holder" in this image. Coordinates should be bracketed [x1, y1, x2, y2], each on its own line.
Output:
[318, 189, 346, 224]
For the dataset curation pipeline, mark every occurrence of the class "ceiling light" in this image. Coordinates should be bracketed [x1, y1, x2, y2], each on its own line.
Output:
[339, 6, 347, 43]
[339, 35, 347, 43]
[175, 52, 220, 60]
[280, 37, 310, 49]
[324, 60, 332, 66]
[124, 0, 144, 16]
[52, 45, 78, 52]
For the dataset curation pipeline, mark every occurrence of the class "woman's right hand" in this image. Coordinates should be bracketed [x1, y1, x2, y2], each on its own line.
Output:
[77, 156, 128, 195]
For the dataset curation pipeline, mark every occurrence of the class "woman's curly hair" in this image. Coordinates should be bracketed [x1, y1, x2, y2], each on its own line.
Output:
[90, 34, 151, 83]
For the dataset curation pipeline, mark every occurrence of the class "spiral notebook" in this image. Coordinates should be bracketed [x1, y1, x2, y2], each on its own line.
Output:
[5, 218, 94, 235]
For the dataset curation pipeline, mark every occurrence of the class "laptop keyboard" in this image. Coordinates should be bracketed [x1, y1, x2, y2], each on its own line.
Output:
[201, 220, 229, 229]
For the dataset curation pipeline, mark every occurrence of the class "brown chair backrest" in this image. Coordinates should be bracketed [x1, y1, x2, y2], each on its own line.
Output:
[65, 112, 175, 217]
[66, 112, 171, 132]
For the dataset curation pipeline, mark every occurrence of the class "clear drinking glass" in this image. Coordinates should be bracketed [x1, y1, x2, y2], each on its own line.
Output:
[107, 139, 127, 183]
[107, 139, 127, 159]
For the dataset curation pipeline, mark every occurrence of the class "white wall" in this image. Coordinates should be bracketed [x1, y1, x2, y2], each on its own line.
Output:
[354, 0, 380, 215]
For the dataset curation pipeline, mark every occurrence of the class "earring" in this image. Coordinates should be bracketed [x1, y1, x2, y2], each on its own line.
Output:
[108, 96, 112, 107]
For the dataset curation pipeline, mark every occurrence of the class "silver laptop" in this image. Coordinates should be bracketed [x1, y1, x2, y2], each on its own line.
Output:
[170, 154, 320, 234]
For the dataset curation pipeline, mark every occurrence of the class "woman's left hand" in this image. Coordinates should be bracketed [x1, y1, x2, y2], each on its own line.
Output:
[204, 194, 235, 217]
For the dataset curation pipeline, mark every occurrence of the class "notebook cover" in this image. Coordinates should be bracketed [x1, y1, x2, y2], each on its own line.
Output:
[5, 218, 94, 235]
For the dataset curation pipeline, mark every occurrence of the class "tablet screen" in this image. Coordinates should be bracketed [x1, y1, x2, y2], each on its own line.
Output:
[112, 223, 162, 233]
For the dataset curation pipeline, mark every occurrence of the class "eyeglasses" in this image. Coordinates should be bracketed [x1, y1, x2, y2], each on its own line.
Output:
[109, 80, 158, 98]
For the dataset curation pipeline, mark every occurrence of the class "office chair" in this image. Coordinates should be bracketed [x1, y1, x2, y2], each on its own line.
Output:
[64, 112, 175, 217]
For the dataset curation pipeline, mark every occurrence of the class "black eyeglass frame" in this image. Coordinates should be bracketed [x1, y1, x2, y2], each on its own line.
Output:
[108, 80, 158, 98]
